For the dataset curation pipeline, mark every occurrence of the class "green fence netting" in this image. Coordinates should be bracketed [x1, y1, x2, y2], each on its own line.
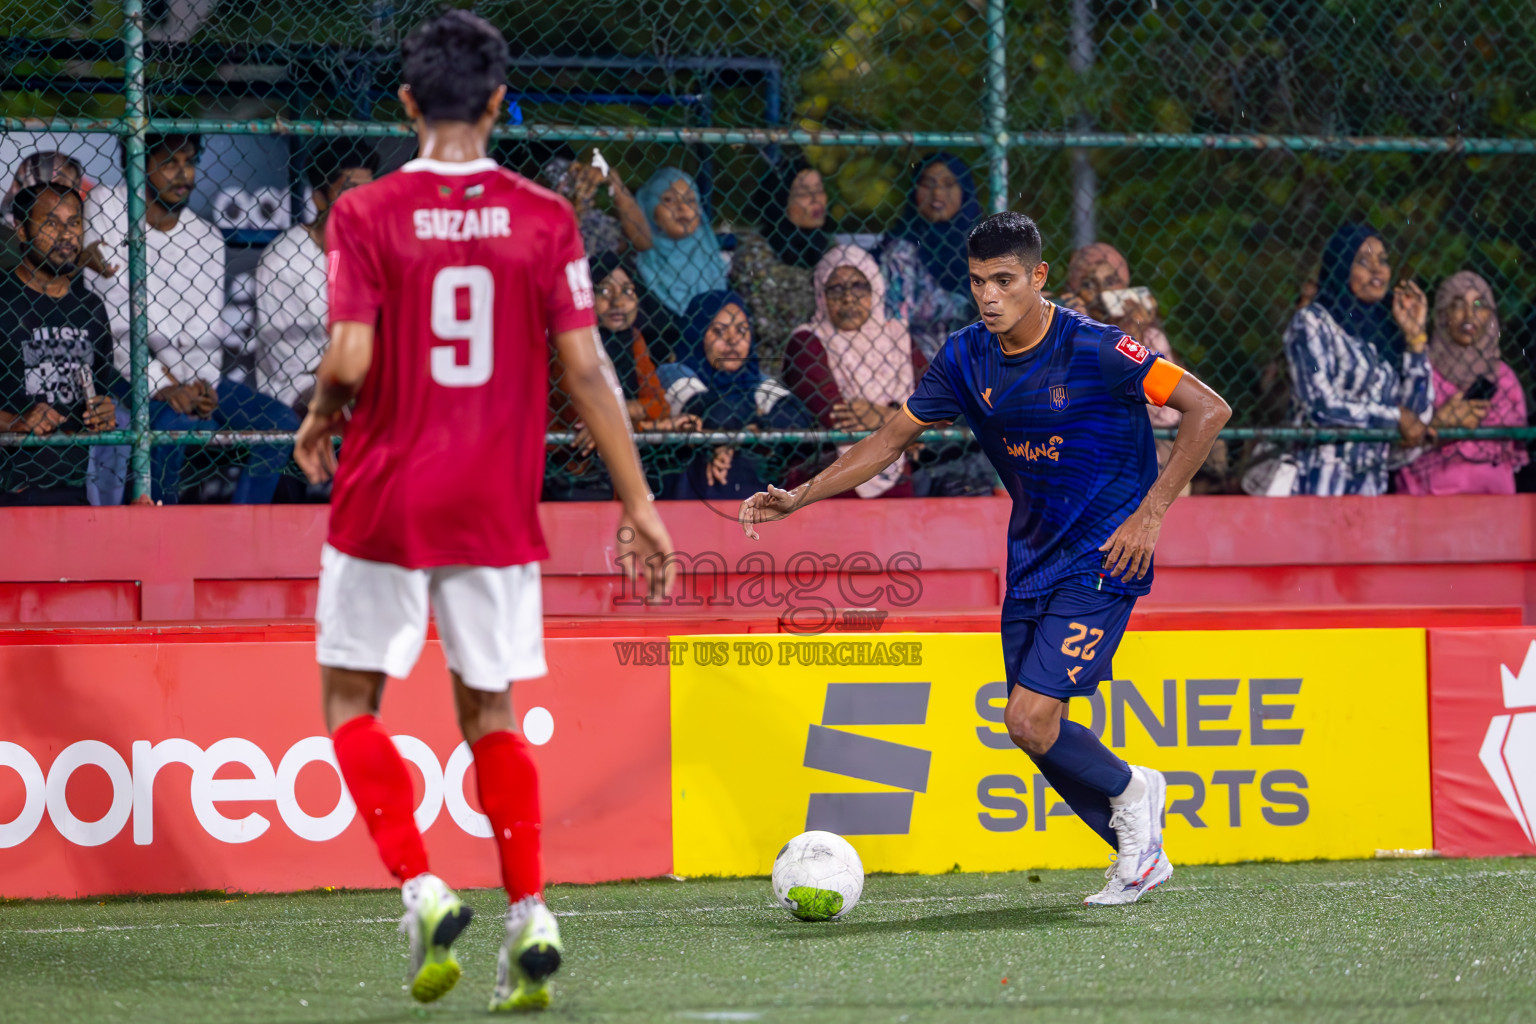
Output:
[2, 0, 1534, 504]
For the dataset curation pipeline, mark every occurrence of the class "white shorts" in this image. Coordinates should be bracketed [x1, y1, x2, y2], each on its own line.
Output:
[315, 544, 546, 692]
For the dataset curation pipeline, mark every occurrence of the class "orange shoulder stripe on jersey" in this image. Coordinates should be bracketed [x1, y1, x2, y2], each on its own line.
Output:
[901, 401, 937, 426]
[1143, 358, 1186, 407]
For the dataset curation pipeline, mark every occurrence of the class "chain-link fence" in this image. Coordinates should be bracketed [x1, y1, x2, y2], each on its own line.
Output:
[3, 0, 1534, 505]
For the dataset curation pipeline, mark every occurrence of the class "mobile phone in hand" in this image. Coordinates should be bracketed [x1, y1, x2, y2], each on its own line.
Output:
[1098, 286, 1156, 319]
[590, 148, 611, 179]
[71, 364, 98, 428]
[1465, 376, 1497, 402]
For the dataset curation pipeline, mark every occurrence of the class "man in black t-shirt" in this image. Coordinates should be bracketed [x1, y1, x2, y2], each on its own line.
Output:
[0, 182, 119, 504]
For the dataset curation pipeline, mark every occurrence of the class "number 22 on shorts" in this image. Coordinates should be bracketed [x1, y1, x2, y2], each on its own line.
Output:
[1060, 622, 1104, 658]
[1060, 622, 1103, 685]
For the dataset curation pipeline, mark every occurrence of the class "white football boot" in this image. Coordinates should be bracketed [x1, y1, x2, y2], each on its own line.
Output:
[488, 894, 563, 1012]
[1107, 766, 1155, 883]
[1144, 765, 1168, 850]
[1083, 846, 1174, 906]
[399, 873, 474, 1002]
[1086, 767, 1173, 905]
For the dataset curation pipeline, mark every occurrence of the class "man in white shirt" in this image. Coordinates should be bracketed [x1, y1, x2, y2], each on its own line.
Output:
[254, 139, 377, 414]
[85, 134, 297, 503]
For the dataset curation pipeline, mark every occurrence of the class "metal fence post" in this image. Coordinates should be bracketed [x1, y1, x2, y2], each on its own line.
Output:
[122, 0, 152, 500]
[985, 0, 1009, 214]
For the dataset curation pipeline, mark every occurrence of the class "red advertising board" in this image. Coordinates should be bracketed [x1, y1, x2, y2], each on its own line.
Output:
[1427, 629, 1536, 858]
[0, 638, 671, 898]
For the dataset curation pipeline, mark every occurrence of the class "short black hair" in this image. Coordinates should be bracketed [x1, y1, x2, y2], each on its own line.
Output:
[119, 133, 202, 168]
[12, 182, 83, 234]
[400, 9, 508, 124]
[305, 137, 379, 192]
[967, 211, 1043, 268]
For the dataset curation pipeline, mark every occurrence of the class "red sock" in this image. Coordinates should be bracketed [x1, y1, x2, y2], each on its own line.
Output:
[472, 730, 543, 902]
[332, 715, 429, 882]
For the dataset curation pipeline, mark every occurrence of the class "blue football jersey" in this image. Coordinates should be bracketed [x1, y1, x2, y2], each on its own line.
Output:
[903, 305, 1184, 598]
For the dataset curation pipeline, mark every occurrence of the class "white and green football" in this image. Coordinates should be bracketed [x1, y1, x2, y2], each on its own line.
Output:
[771, 830, 864, 921]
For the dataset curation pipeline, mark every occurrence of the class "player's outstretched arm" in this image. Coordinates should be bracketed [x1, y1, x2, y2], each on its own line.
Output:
[738, 409, 926, 540]
[553, 325, 676, 598]
[295, 320, 374, 484]
[1099, 372, 1231, 581]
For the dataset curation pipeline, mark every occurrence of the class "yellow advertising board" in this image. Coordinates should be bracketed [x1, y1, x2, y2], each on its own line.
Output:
[670, 629, 1430, 876]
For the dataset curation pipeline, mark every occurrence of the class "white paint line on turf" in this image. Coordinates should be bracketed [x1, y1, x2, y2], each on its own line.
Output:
[11, 894, 1010, 934]
[12, 867, 1532, 935]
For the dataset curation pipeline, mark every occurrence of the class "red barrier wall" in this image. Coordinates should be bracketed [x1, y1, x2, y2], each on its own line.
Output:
[0, 637, 671, 897]
[3, 496, 1535, 624]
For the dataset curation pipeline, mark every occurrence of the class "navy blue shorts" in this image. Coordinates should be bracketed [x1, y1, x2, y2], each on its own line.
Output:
[1002, 582, 1138, 701]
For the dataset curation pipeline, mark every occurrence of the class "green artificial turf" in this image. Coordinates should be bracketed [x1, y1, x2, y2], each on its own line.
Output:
[1, 859, 1533, 1023]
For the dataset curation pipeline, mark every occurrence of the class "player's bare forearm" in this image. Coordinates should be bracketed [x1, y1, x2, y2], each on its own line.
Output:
[310, 321, 375, 418]
[1144, 373, 1231, 515]
[796, 415, 919, 508]
[1099, 372, 1230, 581]
[738, 412, 923, 539]
[553, 326, 650, 510]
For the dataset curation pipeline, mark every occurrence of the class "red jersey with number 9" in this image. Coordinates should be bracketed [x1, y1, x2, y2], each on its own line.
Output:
[324, 157, 594, 568]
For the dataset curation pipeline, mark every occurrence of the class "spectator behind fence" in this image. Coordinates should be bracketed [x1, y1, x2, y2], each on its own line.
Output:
[1066, 242, 1230, 488]
[729, 152, 833, 375]
[635, 167, 727, 352]
[85, 133, 298, 503]
[660, 289, 811, 501]
[782, 244, 923, 498]
[0, 183, 120, 505]
[1283, 223, 1433, 496]
[1395, 271, 1528, 494]
[879, 152, 982, 359]
[539, 152, 652, 259]
[254, 139, 377, 416]
[1, 152, 109, 276]
[1067, 243, 1182, 432]
[545, 253, 695, 500]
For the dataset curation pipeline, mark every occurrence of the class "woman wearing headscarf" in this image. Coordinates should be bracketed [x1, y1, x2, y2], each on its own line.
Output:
[878, 152, 983, 360]
[1395, 271, 1527, 494]
[659, 290, 811, 501]
[634, 167, 728, 352]
[782, 244, 925, 497]
[728, 152, 835, 377]
[545, 253, 693, 500]
[1283, 223, 1433, 495]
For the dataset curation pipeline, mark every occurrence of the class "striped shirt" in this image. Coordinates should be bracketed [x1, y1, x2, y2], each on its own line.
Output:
[1283, 303, 1433, 496]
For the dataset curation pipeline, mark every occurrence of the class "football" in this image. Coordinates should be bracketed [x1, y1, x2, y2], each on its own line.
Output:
[771, 830, 865, 921]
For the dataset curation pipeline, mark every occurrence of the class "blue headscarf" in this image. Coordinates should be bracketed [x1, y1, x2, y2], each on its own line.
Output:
[635, 167, 728, 316]
[893, 152, 982, 290]
[1313, 222, 1404, 357]
[675, 290, 767, 429]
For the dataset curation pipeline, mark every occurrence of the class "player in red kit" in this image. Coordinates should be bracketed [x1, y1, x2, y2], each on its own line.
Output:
[292, 10, 674, 1013]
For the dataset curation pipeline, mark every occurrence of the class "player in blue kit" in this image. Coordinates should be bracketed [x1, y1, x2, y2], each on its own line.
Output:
[739, 211, 1230, 904]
